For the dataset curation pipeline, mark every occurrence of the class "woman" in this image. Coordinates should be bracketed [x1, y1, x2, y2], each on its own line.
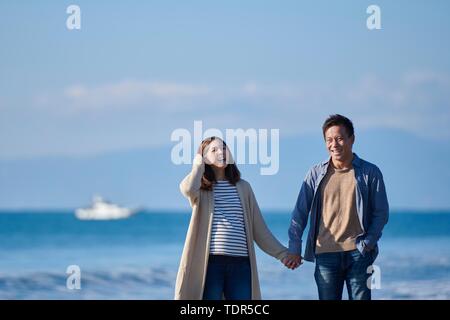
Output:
[175, 136, 288, 300]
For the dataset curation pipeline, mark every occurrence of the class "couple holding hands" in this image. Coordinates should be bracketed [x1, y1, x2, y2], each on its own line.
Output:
[175, 114, 389, 300]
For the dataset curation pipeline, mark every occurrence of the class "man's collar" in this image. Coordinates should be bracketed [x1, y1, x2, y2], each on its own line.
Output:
[321, 153, 361, 168]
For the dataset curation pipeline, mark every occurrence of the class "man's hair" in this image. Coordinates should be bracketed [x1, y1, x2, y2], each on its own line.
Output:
[322, 114, 354, 138]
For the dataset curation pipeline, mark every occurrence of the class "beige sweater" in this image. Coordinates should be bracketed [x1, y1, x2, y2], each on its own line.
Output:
[175, 154, 288, 300]
[315, 165, 363, 254]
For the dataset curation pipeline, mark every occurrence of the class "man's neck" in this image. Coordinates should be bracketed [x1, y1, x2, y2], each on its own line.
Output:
[331, 154, 354, 170]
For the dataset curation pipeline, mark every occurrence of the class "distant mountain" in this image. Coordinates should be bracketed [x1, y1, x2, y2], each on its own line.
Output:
[0, 129, 449, 211]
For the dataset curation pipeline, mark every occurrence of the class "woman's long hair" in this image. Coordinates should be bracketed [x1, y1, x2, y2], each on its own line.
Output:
[200, 137, 241, 191]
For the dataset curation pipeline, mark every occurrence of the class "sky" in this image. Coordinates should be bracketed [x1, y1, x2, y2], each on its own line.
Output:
[1, 1, 450, 210]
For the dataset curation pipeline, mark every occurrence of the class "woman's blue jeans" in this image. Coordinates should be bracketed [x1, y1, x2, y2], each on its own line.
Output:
[202, 254, 252, 300]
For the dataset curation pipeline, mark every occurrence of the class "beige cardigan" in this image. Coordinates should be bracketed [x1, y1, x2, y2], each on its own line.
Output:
[174, 154, 288, 300]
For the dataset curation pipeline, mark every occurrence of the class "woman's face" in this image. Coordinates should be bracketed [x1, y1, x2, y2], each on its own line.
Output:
[204, 139, 229, 168]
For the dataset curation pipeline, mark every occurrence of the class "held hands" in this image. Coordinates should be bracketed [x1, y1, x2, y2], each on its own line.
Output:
[282, 254, 303, 270]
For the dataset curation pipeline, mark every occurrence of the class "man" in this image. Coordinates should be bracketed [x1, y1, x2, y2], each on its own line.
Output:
[284, 114, 389, 300]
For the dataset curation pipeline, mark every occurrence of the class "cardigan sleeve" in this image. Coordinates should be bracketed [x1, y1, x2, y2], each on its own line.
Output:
[179, 154, 205, 207]
[248, 184, 288, 261]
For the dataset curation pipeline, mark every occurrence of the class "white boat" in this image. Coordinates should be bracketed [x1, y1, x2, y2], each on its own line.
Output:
[75, 195, 136, 220]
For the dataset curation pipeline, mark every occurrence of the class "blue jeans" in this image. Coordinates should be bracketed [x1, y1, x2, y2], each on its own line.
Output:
[202, 255, 252, 300]
[314, 248, 378, 300]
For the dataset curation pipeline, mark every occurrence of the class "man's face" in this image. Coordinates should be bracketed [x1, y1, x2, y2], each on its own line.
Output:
[324, 125, 354, 163]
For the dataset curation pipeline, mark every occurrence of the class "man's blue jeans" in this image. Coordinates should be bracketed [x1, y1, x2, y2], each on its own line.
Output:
[202, 254, 252, 300]
[314, 248, 378, 300]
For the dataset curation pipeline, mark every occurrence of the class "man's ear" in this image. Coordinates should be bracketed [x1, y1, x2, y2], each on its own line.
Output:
[350, 134, 355, 145]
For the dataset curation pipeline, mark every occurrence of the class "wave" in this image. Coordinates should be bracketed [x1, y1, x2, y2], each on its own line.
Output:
[376, 279, 450, 300]
[0, 267, 175, 299]
[1, 255, 450, 300]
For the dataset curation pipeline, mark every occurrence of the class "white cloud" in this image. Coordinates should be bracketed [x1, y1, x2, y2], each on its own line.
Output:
[64, 85, 88, 99]
[35, 80, 213, 114]
[340, 71, 450, 138]
[84, 80, 210, 110]
[6, 71, 448, 158]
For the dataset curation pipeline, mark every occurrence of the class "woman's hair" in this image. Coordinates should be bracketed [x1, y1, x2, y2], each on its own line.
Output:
[200, 137, 241, 191]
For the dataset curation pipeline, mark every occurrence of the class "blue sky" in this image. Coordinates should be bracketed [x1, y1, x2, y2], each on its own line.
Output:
[1, 1, 450, 210]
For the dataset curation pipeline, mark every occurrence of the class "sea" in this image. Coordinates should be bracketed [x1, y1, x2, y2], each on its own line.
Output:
[0, 211, 449, 300]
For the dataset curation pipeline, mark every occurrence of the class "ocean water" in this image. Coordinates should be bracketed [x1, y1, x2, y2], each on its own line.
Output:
[0, 211, 449, 300]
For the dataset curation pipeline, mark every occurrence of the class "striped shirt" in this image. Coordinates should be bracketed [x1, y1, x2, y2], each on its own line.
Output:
[209, 180, 249, 257]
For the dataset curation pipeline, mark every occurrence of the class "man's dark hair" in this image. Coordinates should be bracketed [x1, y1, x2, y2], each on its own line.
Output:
[322, 114, 354, 138]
